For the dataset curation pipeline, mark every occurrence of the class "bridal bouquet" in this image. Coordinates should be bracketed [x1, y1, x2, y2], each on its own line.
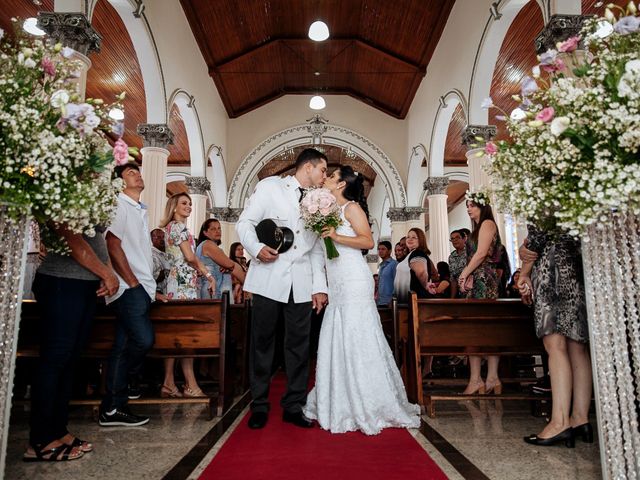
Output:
[481, 3, 640, 237]
[0, 19, 137, 253]
[300, 187, 342, 259]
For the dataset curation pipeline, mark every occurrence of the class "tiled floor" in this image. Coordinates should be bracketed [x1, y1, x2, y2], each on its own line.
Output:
[5, 399, 602, 479]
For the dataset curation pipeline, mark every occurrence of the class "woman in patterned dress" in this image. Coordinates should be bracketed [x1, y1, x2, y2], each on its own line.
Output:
[458, 195, 501, 395]
[159, 193, 215, 398]
[519, 226, 591, 447]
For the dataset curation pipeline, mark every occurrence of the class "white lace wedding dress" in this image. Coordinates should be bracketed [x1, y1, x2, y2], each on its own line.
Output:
[303, 202, 421, 435]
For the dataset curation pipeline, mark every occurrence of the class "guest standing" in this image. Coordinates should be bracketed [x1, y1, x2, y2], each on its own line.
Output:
[448, 229, 468, 298]
[100, 163, 162, 427]
[376, 240, 397, 307]
[159, 193, 215, 398]
[458, 195, 501, 395]
[196, 218, 245, 300]
[229, 241, 248, 304]
[150, 228, 170, 295]
[520, 226, 592, 447]
[25, 228, 118, 460]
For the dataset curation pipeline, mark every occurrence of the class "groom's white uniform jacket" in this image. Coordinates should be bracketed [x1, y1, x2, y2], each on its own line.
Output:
[236, 175, 328, 303]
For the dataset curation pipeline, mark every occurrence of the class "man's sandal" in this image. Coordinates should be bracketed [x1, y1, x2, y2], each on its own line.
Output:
[23, 443, 84, 462]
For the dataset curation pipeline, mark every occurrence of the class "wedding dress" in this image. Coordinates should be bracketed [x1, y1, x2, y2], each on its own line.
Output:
[303, 202, 421, 435]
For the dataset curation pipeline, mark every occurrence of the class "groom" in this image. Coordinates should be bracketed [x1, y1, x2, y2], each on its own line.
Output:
[236, 148, 329, 429]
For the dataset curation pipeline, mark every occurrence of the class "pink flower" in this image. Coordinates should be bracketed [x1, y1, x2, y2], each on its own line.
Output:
[319, 207, 331, 215]
[113, 138, 129, 165]
[541, 58, 566, 73]
[558, 36, 580, 53]
[535, 107, 555, 123]
[485, 141, 498, 156]
[307, 204, 319, 214]
[41, 57, 56, 76]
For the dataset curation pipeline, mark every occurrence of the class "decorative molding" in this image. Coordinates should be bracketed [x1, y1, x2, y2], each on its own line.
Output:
[133, 0, 145, 18]
[461, 124, 497, 147]
[535, 14, 591, 54]
[136, 123, 174, 148]
[424, 177, 449, 196]
[306, 114, 329, 145]
[387, 207, 425, 222]
[228, 121, 407, 208]
[37, 12, 101, 56]
[489, 2, 502, 21]
[366, 254, 379, 263]
[209, 207, 243, 222]
[185, 176, 211, 195]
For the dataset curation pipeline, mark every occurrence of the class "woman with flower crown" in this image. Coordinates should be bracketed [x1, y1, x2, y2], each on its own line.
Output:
[458, 192, 502, 396]
[302, 166, 420, 435]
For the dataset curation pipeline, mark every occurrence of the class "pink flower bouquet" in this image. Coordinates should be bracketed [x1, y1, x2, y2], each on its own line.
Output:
[300, 188, 342, 259]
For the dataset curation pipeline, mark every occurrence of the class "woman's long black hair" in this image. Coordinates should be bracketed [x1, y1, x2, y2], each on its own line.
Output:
[338, 165, 369, 221]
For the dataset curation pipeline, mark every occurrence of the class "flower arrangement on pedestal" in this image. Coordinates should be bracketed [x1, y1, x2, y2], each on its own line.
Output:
[481, 3, 640, 236]
[0, 19, 136, 252]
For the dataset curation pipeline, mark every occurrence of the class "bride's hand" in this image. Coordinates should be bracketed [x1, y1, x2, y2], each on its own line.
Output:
[321, 226, 337, 240]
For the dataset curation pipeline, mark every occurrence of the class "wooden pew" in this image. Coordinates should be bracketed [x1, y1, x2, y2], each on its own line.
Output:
[405, 292, 545, 417]
[17, 291, 244, 418]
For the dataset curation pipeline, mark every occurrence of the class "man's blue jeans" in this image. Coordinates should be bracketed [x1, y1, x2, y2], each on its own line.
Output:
[101, 285, 154, 411]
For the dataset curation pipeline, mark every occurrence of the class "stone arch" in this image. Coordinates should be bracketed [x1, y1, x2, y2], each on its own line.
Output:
[467, 0, 579, 124]
[228, 122, 407, 209]
[428, 89, 468, 178]
[406, 144, 428, 206]
[107, 0, 167, 123]
[206, 145, 227, 208]
[168, 89, 207, 177]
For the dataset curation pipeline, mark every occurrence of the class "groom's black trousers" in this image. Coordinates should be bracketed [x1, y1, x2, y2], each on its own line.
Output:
[250, 291, 312, 414]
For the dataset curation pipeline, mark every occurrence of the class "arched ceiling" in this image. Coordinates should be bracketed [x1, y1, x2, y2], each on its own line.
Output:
[167, 104, 191, 165]
[180, 0, 455, 119]
[257, 144, 376, 197]
[444, 103, 466, 166]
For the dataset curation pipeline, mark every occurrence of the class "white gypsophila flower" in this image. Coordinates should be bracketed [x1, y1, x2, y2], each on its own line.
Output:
[550, 116, 571, 136]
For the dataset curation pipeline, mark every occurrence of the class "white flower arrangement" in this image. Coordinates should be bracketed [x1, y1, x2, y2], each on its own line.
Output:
[482, 3, 640, 237]
[0, 19, 137, 253]
[465, 190, 491, 207]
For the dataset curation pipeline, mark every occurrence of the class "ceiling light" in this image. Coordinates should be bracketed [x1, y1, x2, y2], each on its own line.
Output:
[23, 17, 45, 36]
[108, 107, 125, 120]
[308, 21, 329, 41]
[309, 95, 326, 110]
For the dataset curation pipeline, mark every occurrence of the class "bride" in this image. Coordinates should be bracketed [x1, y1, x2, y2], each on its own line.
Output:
[303, 166, 421, 435]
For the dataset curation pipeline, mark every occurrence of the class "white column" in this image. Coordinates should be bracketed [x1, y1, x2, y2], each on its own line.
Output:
[424, 177, 450, 264]
[137, 124, 174, 230]
[210, 208, 243, 255]
[185, 177, 211, 236]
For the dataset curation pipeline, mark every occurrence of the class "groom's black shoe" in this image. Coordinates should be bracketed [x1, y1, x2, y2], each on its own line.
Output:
[248, 411, 268, 429]
[282, 411, 314, 428]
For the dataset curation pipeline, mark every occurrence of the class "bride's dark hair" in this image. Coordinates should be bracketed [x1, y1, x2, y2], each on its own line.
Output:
[338, 165, 369, 221]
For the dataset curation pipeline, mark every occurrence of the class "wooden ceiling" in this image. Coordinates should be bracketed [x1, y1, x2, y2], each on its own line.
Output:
[180, 0, 455, 118]
[444, 103, 467, 166]
[0, 0, 192, 165]
[257, 144, 376, 197]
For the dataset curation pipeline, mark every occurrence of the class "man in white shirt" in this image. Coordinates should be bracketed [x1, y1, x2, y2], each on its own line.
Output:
[99, 163, 165, 427]
[236, 148, 329, 429]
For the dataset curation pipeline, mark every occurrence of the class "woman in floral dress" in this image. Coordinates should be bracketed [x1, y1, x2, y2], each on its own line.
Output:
[458, 193, 501, 395]
[159, 193, 215, 398]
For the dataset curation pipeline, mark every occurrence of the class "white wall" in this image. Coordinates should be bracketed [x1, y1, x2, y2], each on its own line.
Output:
[226, 95, 408, 185]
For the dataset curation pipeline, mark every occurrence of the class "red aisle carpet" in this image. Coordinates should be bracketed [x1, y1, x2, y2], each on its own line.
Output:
[199, 375, 448, 480]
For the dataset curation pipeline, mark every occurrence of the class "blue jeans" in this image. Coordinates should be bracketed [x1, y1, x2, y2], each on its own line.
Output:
[101, 285, 154, 411]
[30, 273, 99, 446]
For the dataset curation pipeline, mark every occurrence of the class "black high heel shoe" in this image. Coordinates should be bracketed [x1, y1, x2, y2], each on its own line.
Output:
[524, 428, 575, 448]
[572, 423, 594, 443]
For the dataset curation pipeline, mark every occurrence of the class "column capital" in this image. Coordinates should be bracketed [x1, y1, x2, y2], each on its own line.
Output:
[210, 207, 243, 222]
[535, 14, 591, 54]
[462, 125, 497, 148]
[387, 207, 425, 222]
[137, 123, 174, 149]
[37, 12, 101, 56]
[365, 254, 379, 263]
[424, 177, 449, 196]
[185, 176, 211, 196]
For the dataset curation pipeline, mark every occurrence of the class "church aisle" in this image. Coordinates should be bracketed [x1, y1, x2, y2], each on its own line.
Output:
[197, 375, 447, 480]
